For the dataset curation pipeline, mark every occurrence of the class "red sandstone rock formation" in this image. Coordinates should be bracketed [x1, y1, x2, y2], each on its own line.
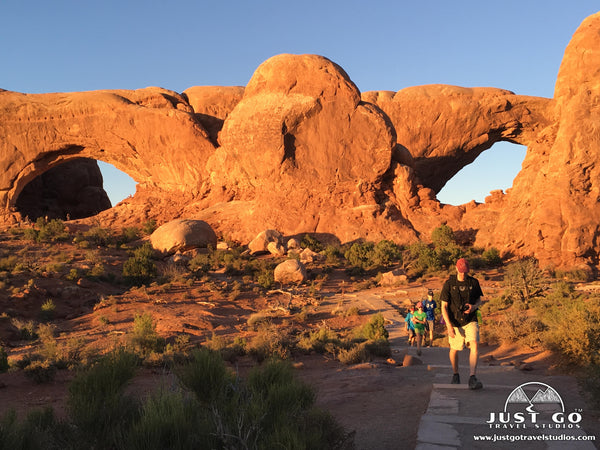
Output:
[1, 12, 600, 272]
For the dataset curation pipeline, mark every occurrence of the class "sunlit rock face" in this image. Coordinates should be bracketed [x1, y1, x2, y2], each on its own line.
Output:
[2, 12, 600, 273]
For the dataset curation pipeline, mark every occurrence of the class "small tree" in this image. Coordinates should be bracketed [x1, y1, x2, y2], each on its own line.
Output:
[431, 224, 456, 248]
[503, 257, 545, 305]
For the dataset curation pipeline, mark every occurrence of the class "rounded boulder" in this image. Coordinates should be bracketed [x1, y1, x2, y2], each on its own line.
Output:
[274, 259, 307, 285]
[150, 219, 217, 254]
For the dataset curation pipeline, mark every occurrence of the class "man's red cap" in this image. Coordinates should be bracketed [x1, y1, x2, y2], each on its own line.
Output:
[456, 258, 469, 274]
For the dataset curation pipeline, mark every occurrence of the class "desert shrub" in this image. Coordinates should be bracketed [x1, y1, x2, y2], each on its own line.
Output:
[0, 407, 65, 450]
[344, 241, 374, 271]
[434, 242, 464, 268]
[0, 347, 8, 373]
[247, 324, 293, 362]
[40, 299, 56, 321]
[297, 327, 340, 354]
[37, 323, 59, 361]
[118, 227, 141, 245]
[176, 348, 235, 404]
[405, 241, 441, 274]
[176, 354, 351, 448]
[431, 224, 456, 248]
[67, 348, 139, 444]
[363, 338, 392, 357]
[35, 218, 69, 242]
[0, 255, 19, 272]
[24, 360, 57, 384]
[142, 219, 157, 235]
[188, 253, 211, 275]
[371, 240, 403, 267]
[80, 226, 109, 246]
[130, 313, 165, 355]
[301, 234, 325, 253]
[357, 313, 389, 341]
[11, 318, 38, 340]
[338, 342, 370, 365]
[503, 257, 545, 305]
[124, 387, 209, 450]
[123, 243, 157, 285]
[247, 311, 270, 330]
[580, 363, 600, 410]
[482, 247, 502, 267]
[87, 263, 105, 278]
[539, 288, 600, 366]
[323, 245, 343, 266]
[204, 333, 246, 362]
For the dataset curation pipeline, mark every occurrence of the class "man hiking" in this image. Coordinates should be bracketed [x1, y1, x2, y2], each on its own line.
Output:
[440, 258, 484, 390]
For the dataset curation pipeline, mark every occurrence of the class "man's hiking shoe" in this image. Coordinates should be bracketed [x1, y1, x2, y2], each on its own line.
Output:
[469, 375, 483, 390]
[451, 373, 460, 384]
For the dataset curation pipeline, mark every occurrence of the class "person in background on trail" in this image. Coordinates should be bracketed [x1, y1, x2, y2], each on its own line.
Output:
[412, 302, 427, 356]
[404, 305, 416, 346]
[422, 289, 437, 347]
[440, 258, 484, 390]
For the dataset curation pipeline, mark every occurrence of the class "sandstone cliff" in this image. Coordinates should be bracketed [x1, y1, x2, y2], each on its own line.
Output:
[1, 12, 600, 272]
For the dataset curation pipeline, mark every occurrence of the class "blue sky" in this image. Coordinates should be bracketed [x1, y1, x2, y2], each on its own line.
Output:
[3, 1, 599, 205]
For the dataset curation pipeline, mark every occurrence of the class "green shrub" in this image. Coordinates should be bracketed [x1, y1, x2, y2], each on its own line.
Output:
[142, 219, 157, 235]
[371, 240, 403, 267]
[301, 234, 325, 253]
[188, 253, 211, 275]
[0, 347, 8, 373]
[405, 241, 441, 274]
[431, 224, 456, 248]
[540, 289, 600, 366]
[247, 324, 292, 362]
[297, 327, 340, 354]
[338, 342, 370, 365]
[11, 318, 38, 340]
[124, 387, 210, 450]
[130, 313, 165, 355]
[358, 313, 389, 341]
[24, 360, 57, 384]
[482, 247, 502, 267]
[36, 219, 69, 242]
[176, 348, 235, 404]
[40, 299, 56, 321]
[344, 241, 375, 271]
[67, 348, 139, 444]
[0, 255, 19, 272]
[123, 243, 157, 285]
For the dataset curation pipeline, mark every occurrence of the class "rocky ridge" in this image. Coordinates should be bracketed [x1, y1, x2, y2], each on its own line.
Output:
[1, 12, 600, 272]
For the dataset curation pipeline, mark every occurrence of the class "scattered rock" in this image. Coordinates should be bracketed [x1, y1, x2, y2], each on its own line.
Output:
[273, 259, 307, 284]
[299, 248, 324, 263]
[267, 241, 286, 256]
[379, 269, 408, 286]
[248, 230, 283, 254]
[402, 354, 422, 366]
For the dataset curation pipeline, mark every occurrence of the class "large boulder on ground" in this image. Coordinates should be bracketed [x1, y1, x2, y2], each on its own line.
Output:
[274, 259, 307, 284]
[248, 229, 284, 254]
[150, 219, 217, 254]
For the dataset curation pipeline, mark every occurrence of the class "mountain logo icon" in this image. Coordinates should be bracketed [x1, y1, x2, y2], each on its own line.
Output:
[504, 382, 564, 413]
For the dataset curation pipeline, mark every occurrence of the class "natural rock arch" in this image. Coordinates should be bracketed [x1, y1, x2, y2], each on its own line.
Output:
[0, 87, 216, 212]
[2, 12, 600, 273]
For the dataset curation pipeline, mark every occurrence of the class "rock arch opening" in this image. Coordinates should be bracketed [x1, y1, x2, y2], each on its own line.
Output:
[436, 142, 527, 205]
[96, 161, 137, 206]
[14, 158, 135, 222]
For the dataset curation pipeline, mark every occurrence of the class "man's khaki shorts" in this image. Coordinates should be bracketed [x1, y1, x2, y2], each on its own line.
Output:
[448, 321, 479, 351]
